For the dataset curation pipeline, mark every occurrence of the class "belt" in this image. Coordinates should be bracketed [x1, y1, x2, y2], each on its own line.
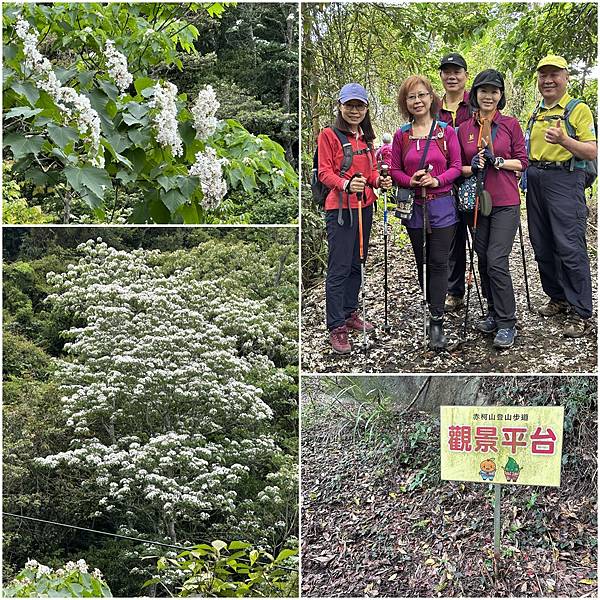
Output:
[530, 160, 573, 170]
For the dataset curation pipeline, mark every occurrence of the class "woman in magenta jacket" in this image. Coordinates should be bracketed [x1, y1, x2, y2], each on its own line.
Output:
[390, 75, 462, 349]
[457, 69, 528, 349]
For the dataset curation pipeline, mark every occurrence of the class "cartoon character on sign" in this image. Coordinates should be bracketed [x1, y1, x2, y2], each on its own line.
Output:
[503, 457, 521, 482]
[479, 458, 496, 481]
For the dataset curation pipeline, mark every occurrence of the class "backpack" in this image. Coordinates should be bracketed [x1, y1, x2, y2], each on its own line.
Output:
[523, 98, 597, 189]
[311, 127, 373, 225]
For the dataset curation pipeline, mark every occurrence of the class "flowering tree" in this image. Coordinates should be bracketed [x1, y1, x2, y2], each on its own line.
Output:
[36, 239, 297, 546]
[2, 3, 298, 223]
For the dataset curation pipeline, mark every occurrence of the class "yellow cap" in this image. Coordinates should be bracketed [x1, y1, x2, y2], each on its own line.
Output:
[537, 55, 568, 70]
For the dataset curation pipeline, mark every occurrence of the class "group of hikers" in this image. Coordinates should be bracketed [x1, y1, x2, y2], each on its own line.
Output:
[315, 53, 597, 354]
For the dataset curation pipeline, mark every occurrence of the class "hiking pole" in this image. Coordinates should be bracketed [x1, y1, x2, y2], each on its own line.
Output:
[356, 174, 368, 363]
[518, 219, 532, 312]
[381, 163, 391, 333]
[466, 225, 485, 316]
[463, 171, 482, 338]
[422, 164, 433, 345]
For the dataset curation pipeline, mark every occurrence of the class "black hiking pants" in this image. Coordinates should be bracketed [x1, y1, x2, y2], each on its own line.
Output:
[526, 166, 592, 319]
[325, 205, 373, 330]
[406, 224, 455, 318]
[447, 212, 467, 298]
[472, 205, 520, 329]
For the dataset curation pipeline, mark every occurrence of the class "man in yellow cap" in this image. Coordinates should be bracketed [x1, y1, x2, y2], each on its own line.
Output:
[525, 54, 597, 337]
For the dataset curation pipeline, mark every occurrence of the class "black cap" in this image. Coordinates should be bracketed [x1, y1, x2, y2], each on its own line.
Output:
[439, 53, 468, 71]
[470, 69, 506, 110]
[471, 69, 505, 91]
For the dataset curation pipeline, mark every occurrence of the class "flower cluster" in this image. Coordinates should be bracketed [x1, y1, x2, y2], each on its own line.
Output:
[14, 16, 103, 167]
[191, 85, 220, 140]
[104, 39, 133, 93]
[148, 81, 183, 156]
[188, 147, 228, 209]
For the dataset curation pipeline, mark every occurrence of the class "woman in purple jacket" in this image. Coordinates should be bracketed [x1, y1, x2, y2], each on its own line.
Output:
[391, 75, 462, 349]
[457, 69, 528, 349]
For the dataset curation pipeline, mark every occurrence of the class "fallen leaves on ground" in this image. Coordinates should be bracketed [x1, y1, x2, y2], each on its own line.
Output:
[301, 408, 598, 597]
[302, 213, 597, 373]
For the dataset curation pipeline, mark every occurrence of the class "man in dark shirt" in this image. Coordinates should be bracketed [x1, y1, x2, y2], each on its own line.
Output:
[438, 53, 472, 312]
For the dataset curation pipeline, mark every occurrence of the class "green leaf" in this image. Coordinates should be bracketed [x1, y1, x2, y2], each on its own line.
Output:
[157, 175, 178, 191]
[128, 127, 151, 147]
[134, 77, 155, 96]
[212, 540, 228, 552]
[98, 80, 119, 100]
[141, 577, 161, 589]
[46, 123, 80, 150]
[179, 202, 202, 224]
[12, 82, 40, 107]
[69, 582, 84, 597]
[275, 548, 297, 563]
[4, 106, 43, 119]
[249, 549, 259, 565]
[63, 166, 112, 210]
[3, 133, 45, 159]
[162, 189, 187, 213]
[228, 541, 252, 550]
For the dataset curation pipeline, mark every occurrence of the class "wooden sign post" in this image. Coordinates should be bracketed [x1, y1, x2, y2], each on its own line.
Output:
[440, 405, 564, 558]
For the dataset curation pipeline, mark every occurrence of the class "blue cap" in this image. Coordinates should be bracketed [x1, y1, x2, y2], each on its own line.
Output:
[339, 83, 368, 104]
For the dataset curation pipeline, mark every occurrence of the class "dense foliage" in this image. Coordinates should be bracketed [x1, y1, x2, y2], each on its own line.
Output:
[2, 2, 299, 224]
[3, 228, 299, 597]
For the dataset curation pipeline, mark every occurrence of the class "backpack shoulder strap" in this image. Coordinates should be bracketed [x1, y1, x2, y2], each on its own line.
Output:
[400, 123, 412, 161]
[434, 121, 449, 159]
[331, 126, 354, 177]
[563, 98, 583, 138]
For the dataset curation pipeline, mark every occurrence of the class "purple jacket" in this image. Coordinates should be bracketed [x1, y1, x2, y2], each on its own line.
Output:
[439, 91, 472, 127]
[391, 123, 462, 228]
[457, 112, 528, 207]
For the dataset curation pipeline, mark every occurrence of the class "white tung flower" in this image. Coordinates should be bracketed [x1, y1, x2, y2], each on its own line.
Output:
[191, 85, 220, 140]
[148, 81, 183, 157]
[188, 147, 228, 210]
[14, 15, 103, 167]
[104, 39, 133, 93]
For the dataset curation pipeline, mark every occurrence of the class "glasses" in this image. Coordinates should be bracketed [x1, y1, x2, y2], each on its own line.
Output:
[342, 103, 368, 111]
[407, 92, 431, 102]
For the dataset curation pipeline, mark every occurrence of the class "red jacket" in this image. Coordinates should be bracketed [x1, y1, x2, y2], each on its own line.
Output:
[317, 127, 379, 210]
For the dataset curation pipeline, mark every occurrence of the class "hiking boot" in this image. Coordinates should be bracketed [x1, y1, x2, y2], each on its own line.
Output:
[345, 311, 375, 332]
[476, 314, 497, 334]
[428, 314, 448, 350]
[493, 327, 517, 349]
[563, 313, 590, 338]
[538, 299, 569, 317]
[444, 294, 464, 312]
[330, 325, 351, 354]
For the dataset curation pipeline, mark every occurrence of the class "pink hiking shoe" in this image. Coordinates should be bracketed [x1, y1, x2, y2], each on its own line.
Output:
[345, 311, 375, 333]
[330, 325, 351, 354]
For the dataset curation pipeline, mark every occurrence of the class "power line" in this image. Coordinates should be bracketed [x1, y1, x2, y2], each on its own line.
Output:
[4, 512, 191, 550]
[4, 512, 297, 571]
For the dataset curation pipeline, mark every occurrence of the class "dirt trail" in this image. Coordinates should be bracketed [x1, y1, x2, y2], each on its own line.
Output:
[301, 210, 597, 373]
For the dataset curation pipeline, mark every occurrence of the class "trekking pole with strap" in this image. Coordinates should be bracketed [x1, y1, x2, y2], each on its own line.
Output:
[381, 163, 391, 333]
[356, 173, 368, 362]
[463, 181, 481, 338]
[466, 225, 485, 316]
[422, 164, 433, 344]
[518, 219, 532, 311]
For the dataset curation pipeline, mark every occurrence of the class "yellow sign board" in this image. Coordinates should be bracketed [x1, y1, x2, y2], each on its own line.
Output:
[440, 406, 564, 487]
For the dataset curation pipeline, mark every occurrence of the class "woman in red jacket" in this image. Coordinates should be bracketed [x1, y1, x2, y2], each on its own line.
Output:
[318, 83, 392, 354]
[457, 69, 528, 350]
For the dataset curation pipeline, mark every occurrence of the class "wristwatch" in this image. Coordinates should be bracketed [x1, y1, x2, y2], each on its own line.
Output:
[494, 157, 505, 170]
